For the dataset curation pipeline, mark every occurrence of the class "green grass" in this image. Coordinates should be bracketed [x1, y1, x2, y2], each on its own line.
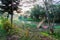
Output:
[54, 26, 60, 29]
[0, 16, 60, 40]
[19, 17, 40, 22]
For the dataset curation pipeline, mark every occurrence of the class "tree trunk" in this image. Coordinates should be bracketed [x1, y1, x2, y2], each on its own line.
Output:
[7, 13, 9, 19]
[11, 14, 13, 27]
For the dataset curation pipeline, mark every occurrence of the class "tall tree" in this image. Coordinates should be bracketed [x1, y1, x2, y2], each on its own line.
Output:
[43, 0, 55, 34]
[30, 5, 46, 28]
[0, 0, 20, 26]
[30, 5, 45, 20]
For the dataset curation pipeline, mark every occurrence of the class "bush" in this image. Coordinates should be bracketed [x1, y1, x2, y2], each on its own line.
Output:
[53, 29, 60, 40]
[0, 17, 21, 40]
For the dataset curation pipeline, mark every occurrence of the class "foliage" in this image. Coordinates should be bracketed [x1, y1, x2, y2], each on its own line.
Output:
[0, 17, 59, 40]
[0, 0, 20, 24]
[0, 17, 21, 40]
[0, 0, 20, 12]
[50, 4, 60, 22]
[30, 4, 60, 22]
[30, 5, 45, 20]
[53, 29, 60, 40]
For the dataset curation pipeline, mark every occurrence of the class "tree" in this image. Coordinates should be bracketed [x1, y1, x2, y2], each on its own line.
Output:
[43, 0, 60, 34]
[30, 5, 47, 29]
[30, 5, 46, 20]
[42, 0, 55, 34]
[54, 4, 60, 22]
[0, 0, 20, 26]
[50, 4, 60, 22]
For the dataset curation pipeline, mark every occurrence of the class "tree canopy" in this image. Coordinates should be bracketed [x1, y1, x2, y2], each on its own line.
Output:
[30, 5, 46, 20]
[0, 0, 20, 25]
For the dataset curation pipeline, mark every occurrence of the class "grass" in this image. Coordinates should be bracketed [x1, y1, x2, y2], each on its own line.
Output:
[0, 16, 60, 40]
[54, 26, 60, 29]
[19, 17, 40, 22]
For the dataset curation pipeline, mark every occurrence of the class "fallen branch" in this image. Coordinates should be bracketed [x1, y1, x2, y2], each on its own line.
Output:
[37, 17, 45, 28]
